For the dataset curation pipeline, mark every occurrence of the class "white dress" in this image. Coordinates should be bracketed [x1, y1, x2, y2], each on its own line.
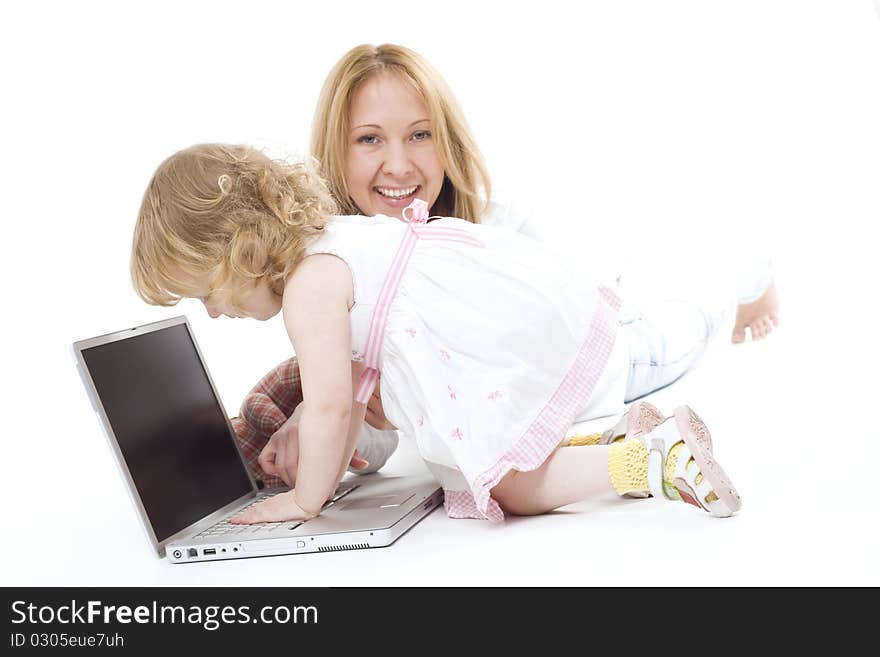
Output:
[346, 198, 540, 477]
[304, 211, 621, 522]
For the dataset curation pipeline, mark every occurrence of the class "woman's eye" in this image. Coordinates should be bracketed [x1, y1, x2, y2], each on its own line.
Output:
[412, 130, 431, 141]
[357, 134, 379, 145]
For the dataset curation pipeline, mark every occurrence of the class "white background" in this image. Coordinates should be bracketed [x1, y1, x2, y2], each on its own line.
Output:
[2, 0, 878, 586]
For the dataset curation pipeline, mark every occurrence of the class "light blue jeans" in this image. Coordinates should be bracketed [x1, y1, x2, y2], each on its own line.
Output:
[619, 298, 730, 402]
[618, 256, 772, 402]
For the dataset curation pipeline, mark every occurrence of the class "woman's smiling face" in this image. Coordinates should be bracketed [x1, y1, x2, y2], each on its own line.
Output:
[344, 71, 445, 219]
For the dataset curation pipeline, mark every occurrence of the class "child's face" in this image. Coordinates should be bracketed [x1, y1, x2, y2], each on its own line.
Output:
[345, 71, 445, 220]
[187, 273, 282, 321]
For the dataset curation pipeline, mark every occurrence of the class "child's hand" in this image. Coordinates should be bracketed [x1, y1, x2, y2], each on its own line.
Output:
[229, 490, 318, 524]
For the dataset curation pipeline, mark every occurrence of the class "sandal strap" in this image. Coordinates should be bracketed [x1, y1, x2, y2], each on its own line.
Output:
[673, 444, 710, 510]
[646, 435, 668, 499]
[644, 418, 679, 493]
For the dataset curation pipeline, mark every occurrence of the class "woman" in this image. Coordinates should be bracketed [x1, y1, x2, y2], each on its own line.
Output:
[232, 44, 548, 488]
[230, 43, 778, 495]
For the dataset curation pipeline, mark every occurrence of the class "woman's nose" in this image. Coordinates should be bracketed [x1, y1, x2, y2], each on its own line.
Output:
[381, 142, 413, 178]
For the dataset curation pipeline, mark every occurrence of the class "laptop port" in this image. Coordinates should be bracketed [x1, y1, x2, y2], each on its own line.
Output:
[187, 548, 198, 558]
[203, 548, 216, 555]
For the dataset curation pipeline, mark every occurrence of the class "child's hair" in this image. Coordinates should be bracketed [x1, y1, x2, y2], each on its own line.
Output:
[311, 43, 491, 223]
[131, 143, 337, 310]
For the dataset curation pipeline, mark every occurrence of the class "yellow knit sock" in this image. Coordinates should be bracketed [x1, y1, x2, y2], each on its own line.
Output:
[607, 440, 649, 496]
[567, 432, 604, 446]
[609, 440, 698, 500]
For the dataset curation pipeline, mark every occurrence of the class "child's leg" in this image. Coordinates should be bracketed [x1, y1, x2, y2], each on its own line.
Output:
[490, 445, 617, 516]
[491, 406, 740, 518]
[503, 404, 664, 514]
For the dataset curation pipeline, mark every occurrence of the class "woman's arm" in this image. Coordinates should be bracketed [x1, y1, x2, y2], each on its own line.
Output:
[345, 379, 398, 475]
[346, 423, 399, 474]
[482, 198, 544, 242]
[232, 357, 303, 488]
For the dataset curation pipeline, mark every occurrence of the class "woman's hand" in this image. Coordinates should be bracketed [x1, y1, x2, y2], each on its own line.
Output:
[365, 379, 398, 431]
[258, 411, 302, 488]
[229, 490, 317, 524]
[259, 404, 369, 486]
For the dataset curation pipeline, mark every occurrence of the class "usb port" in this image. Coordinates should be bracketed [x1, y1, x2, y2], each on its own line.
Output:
[203, 548, 216, 555]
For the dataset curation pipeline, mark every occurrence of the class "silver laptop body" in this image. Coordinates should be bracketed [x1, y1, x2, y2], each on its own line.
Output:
[73, 316, 443, 563]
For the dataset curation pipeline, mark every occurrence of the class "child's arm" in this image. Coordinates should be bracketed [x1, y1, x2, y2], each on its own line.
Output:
[284, 254, 358, 516]
[230, 254, 357, 525]
[335, 362, 368, 482]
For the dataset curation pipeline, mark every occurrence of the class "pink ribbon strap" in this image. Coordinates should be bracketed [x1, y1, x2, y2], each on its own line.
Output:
[353, 199, 482, 404]
[402, 197, 429, 224]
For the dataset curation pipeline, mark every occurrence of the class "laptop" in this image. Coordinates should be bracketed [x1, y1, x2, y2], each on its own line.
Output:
[73, 315, 443, 563]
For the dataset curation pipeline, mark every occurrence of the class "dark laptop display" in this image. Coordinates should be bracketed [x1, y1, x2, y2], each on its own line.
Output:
[79, 323, 252, 542]
[75, 316, 443, 562]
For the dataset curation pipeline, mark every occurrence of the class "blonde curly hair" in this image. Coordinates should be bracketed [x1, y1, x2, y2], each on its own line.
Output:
[131, 143, 337, 310]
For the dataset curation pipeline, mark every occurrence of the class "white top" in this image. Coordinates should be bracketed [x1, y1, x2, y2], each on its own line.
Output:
[481, 198, 543, 241]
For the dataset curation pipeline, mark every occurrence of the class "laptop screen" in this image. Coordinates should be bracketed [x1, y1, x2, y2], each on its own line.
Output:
[79, 322, 253, 543]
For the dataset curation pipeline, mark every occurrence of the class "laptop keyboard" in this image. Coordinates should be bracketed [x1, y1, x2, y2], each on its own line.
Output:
[196, 482, 359, 537]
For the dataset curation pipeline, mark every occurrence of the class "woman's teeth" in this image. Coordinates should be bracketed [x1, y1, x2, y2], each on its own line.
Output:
[376, 186, 418, 199]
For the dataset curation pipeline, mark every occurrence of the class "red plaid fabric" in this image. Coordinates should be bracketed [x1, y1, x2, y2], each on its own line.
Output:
[230, 357, 303, 488]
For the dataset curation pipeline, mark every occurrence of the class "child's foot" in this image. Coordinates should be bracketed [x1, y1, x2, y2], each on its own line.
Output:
[644, 406, 741, 517]
[598, 400, 665, 445]
[598, 401, 664, 498]
[567, 402, 665, 498]
[567, 400, 664, 447]
[732, 282, 779, 343]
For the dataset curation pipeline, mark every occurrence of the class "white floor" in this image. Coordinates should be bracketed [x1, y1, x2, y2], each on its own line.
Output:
[5, 270, 879, 586]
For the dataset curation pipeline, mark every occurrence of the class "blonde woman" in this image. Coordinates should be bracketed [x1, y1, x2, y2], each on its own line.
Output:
[230, 44, 778, 493]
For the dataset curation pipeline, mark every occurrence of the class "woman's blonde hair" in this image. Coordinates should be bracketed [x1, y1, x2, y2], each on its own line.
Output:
[311, 43, 491, 222]
[131, 143, 337, 309]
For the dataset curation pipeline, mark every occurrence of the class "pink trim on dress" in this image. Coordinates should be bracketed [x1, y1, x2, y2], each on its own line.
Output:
[411, 225, 484, 247]
[354, 198, 484, 404]
[443, 490, 484, 519]
[447, 285, 622, 522]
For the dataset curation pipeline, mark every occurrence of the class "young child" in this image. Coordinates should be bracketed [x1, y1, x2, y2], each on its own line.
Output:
[131, 143, 746, 524]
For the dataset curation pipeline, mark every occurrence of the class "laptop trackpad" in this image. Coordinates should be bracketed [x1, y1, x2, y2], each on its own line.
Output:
[341, 492, 415, 510]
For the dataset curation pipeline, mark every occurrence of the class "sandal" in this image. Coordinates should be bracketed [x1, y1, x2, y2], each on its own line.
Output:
[644, 406, 741, 518]
[566, 400, 665, 447]
[599, 400, 665, 445]
[567, 401, 665, 499]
